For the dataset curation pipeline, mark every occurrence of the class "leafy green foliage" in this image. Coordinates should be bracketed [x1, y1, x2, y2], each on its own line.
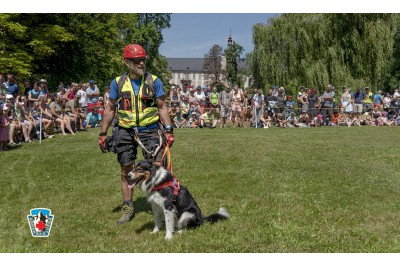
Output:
[250, 14, 397, 94]
[0, 13, 171, 92]
[203, 44, 224, 84]
[225, 41, 244, 88]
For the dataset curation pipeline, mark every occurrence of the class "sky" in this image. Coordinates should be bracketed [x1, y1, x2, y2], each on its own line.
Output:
[159, 14, 279, 58]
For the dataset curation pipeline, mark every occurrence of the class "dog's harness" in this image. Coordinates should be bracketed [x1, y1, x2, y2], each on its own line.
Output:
[152, 177, 180, 202]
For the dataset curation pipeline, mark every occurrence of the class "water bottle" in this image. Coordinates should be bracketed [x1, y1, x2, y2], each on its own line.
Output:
[83, 120, 87, 128]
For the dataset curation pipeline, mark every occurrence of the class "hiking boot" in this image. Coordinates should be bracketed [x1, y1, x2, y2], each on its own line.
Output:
[117, 202, 134, 224]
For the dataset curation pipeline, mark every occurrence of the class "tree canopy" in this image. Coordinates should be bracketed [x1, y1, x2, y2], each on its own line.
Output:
[0, 13, 171, 91]
[249, 14, 398, 94]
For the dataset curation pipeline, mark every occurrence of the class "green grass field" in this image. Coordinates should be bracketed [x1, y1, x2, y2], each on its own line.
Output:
[1, 126, 399, 252]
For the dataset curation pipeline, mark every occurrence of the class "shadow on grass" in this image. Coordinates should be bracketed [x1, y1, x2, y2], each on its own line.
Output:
[112, 196, 152, 214]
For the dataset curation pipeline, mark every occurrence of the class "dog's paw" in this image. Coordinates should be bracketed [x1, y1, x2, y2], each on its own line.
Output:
[165, 234, 173, 240]
[177, 230, 183, 235]
[150, 228, 160, 234]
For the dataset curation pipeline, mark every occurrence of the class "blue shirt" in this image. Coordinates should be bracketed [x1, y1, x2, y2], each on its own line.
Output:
[5, 83, 20, 97]
[86, 112, 102, 127]
[109, 74, 165, 131]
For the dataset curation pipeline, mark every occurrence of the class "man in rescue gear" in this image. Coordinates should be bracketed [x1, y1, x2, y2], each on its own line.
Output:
[98, 44, 174, 224]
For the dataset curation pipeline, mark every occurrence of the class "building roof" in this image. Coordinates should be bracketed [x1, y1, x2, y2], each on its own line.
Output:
[167, 57, 247, 72]
[167, 58, 205, 72]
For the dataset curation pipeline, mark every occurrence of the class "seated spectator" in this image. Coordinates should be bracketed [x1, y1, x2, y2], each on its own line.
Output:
[372, 106, 382, 126]
[260, 110, 272, 128]
[298, 110, 310, 126]
[330, 111, 341, 126]
[361, 109, 374, 126]
[173, 112, 187, 128]
[65, 94, 85, 130]
[275, 113, 287, 128]
[312, 113, 324, 127]
[85, 107, 102, 128]
[188, 112, 199, 128]
[28, 101, 54, 139]
[381, 111, 394, 126]
[200, 108, 217, 128]
[348, 111, 362, 127]
[49, 95, 75, 135]
[286, 112, 298, 128]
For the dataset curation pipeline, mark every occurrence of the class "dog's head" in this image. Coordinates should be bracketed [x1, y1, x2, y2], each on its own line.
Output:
[127, 160, 159, 189]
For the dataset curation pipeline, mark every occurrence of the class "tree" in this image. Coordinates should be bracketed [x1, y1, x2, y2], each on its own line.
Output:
[224, 41, 244, 88]
[203, 44, 224, 84]
[0, 13, 172, 91]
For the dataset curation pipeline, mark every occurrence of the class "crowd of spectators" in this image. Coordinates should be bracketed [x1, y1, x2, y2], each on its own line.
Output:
[0, 73, 104, 152]
[167, 84, 400, 129]
[2, 72, 399, 152]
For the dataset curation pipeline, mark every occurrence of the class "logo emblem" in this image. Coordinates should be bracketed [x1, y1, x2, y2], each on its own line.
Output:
[27, 208, 54, 237]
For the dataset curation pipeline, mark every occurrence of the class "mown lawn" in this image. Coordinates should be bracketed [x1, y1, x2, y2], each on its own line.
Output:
[0, 126, 399, 253]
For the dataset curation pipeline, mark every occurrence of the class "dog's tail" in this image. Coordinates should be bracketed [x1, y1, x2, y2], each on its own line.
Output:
[204, 207, 230, 223]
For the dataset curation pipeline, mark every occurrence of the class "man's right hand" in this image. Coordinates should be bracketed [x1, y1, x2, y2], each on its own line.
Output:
[99, 132, 107, 153]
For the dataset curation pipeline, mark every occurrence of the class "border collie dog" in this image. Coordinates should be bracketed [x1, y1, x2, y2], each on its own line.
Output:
[127, 160, 229, 240]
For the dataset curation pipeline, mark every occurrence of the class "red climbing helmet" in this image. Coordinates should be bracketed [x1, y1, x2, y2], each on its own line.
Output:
[123, 44, 147, 59]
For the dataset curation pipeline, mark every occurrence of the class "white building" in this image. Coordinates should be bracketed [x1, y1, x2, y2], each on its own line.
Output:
[166, 57, 251, 89]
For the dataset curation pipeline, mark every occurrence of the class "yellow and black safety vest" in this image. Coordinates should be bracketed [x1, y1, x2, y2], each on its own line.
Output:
[115, 73, 159, 128]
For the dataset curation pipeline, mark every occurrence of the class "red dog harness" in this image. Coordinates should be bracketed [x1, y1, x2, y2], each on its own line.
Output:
[152, 177, 181, 202]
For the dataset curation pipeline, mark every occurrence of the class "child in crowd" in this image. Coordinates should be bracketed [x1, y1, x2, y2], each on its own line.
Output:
[188, 112, 199, 128]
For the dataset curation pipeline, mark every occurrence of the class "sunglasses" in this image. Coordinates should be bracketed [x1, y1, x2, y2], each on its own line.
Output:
[130, 58, 146, 64]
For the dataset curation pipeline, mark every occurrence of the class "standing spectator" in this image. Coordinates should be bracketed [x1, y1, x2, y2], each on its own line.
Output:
[22, 80, 32, 97]
[373, 90, 383, 110]
[230, 85, 244, 128]
[285, 95, 295, 116]
[38, 79, 49, 99]
[76, 84, 88, 114]
[252, 89, 265, 127]
[340, 86, 353, 114]
[363, 87, 374, 112]
[0, 105, 10, 151]
[275, 87, 286, 114]
[219, 85, 231, 128]
[321, 84, 335, 121]
[180, 86, 189, 100]
[266, 89, 277, 118]
[382, 92, 392, 112]
[4, 74, 20, 99]
[86, 80, 100, 113]
[393, 88, 400, 115]
[209, 86, 220, 120]
[188, 87, 199, 115]
[104, 86, 110, 107]
[296, 86, 305, 115]
[28, 82, 41, 108]
[169, 86, 181, 111]
[351, 87, 366, 120]
[179, 96, 189, 121]
[194, 86, 206, 115]
[307, 89, 319, 123]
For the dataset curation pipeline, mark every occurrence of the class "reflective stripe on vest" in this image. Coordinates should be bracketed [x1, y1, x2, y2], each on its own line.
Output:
[116, 74, 159, 128]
